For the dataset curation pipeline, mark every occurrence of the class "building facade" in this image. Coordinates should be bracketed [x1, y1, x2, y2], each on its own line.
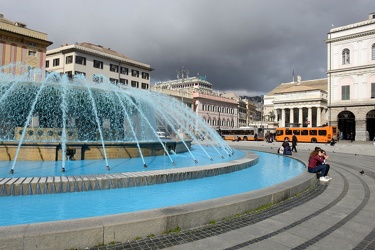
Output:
[327, 13, 375, 141]
[46, 42, 153, 90]
[152, 75, 239, 130]
[264, 77, 329, 129]
[0, 14, 52, 69]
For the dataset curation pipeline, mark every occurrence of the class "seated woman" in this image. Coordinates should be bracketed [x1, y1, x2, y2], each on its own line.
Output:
[308, 148, 331, 182]
[282, 137, 292, 155]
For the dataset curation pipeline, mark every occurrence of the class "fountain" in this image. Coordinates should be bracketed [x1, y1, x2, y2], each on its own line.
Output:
[0, 63, 244, 196]
[0, 64, 232, 167]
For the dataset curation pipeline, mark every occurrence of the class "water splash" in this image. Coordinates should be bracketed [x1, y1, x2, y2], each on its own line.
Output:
[0, 63, 233, 172]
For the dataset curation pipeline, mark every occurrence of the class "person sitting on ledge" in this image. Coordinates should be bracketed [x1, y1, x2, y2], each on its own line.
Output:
[308, 148, 331, 182]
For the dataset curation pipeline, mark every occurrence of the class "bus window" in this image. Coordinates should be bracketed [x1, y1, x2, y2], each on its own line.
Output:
[301, 130, 308, 136]
[276, 130, 284, 136]
[310, 130, 317, 135]
[318, 130, 327, 136]
[293, 130, 301, 135]
[286, 130, 293, 135]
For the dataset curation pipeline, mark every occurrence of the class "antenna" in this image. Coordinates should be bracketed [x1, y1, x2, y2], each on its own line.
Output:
[176, 66, 189, 82]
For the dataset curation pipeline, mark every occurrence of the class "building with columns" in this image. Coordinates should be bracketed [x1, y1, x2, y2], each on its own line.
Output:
[264, 77, 328, 128]
[326, 13, 375, 141]
[0, 13, 52, 69]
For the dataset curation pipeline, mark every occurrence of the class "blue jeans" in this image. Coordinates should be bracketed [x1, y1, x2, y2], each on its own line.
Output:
[308, 164, 328, 178]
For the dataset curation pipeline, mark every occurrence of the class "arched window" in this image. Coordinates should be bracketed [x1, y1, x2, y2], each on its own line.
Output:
[372, 44, 375, 61]
[342, 49, 350, 65]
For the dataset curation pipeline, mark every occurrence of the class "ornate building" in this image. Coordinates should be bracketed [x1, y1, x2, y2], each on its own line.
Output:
[326, 13, 375, 141]
[0, 13, 52, 69]
[152, 73, 239, 130]
[264, 77, 328, 128]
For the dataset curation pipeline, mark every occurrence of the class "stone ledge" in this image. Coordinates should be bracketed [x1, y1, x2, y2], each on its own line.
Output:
[0, 152, 258, 196]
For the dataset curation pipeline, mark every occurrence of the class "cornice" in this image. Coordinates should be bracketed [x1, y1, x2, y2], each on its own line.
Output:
[327, 64, 375, 74]
[326, 29, 375, 43]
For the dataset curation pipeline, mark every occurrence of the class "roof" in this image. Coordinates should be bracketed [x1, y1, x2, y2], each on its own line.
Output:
[266, 78, 327, 96]
[0, 13, 51, 44]
[0, 14, 14, 25]
[48, 42, 152, 70]
[77, 42, 133, 61]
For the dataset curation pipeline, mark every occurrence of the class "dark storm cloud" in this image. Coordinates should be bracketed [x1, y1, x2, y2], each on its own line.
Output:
[1, 0, 374, 95]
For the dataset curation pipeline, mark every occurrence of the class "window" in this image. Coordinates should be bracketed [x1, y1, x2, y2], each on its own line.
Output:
[301, 130, 308, 136]
[372, 44, 375, 61]
[371, 83, 375, 98]
[120, 67, 128, 75]
[293, 130, 301, 135]
[318, 130, 327, 136]
[276, 130, 284, 136]
[66, 71, 73, 78]
[110, 78, 118, 84]
[110, 64, 119, 73]
[342, 85, 350, 100]
[131, 70, 139, 77]
[93, 60, 103, 69]
[131, 81, 138, 88]
[28, 50, 36, 56]
[45, 60, 49, 68]
[66, 55, 73, 64]
[75, 56, 86, 65]
[120, 78, 128, 85]
[93, 74, 103, 83]
[309, 130, 317, 136]
[286, 130, 293, 135]
[342, 48, 350, 65]
[141, 72, 149, 79]
[141, 83, 148, 89]
[75, 71, 86, 77]
[53, 58, 60, 66]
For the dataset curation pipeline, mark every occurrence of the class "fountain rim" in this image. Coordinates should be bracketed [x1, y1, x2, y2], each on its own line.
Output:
[0, 151, 257, 196]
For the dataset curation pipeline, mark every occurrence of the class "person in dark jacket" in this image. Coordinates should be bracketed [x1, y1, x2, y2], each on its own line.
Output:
[291, 133, 298, 152]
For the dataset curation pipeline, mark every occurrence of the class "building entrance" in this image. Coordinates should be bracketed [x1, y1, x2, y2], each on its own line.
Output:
[338, 111, 355, 140]
[366, 109, 375, 140]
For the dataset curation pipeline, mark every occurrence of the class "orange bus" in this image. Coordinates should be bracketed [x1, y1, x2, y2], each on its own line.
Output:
[275, 126, 337, 143]
[219, 127, 264, 141]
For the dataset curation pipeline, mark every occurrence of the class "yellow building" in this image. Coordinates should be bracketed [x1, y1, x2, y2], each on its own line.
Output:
[0, 13, 52, 69]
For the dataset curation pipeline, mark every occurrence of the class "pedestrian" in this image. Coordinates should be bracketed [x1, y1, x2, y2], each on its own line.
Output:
[254, 133, 258, 141]
[307, 148, 331, 182]
[291, 133, 298, 152]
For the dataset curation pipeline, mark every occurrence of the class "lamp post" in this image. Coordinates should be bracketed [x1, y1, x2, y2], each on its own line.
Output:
[216, 106, 221, 134]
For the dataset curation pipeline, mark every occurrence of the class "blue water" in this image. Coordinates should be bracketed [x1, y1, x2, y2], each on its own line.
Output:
[0, 145, 241, 178]
[0, 151, 305, 226]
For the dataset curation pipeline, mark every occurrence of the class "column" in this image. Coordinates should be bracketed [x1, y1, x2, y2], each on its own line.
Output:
[290, 108, 294, 127]
[281, 109, 285, 127]
[316, 107, 321, 127]
[298, 108, 303, 127]
[308, 107, 312, 128]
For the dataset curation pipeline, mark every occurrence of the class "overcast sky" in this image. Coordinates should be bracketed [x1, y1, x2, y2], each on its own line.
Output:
[1, 0, 374, 95]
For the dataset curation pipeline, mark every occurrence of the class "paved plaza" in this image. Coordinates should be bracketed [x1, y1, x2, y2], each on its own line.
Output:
[89, 140, 375, 250]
